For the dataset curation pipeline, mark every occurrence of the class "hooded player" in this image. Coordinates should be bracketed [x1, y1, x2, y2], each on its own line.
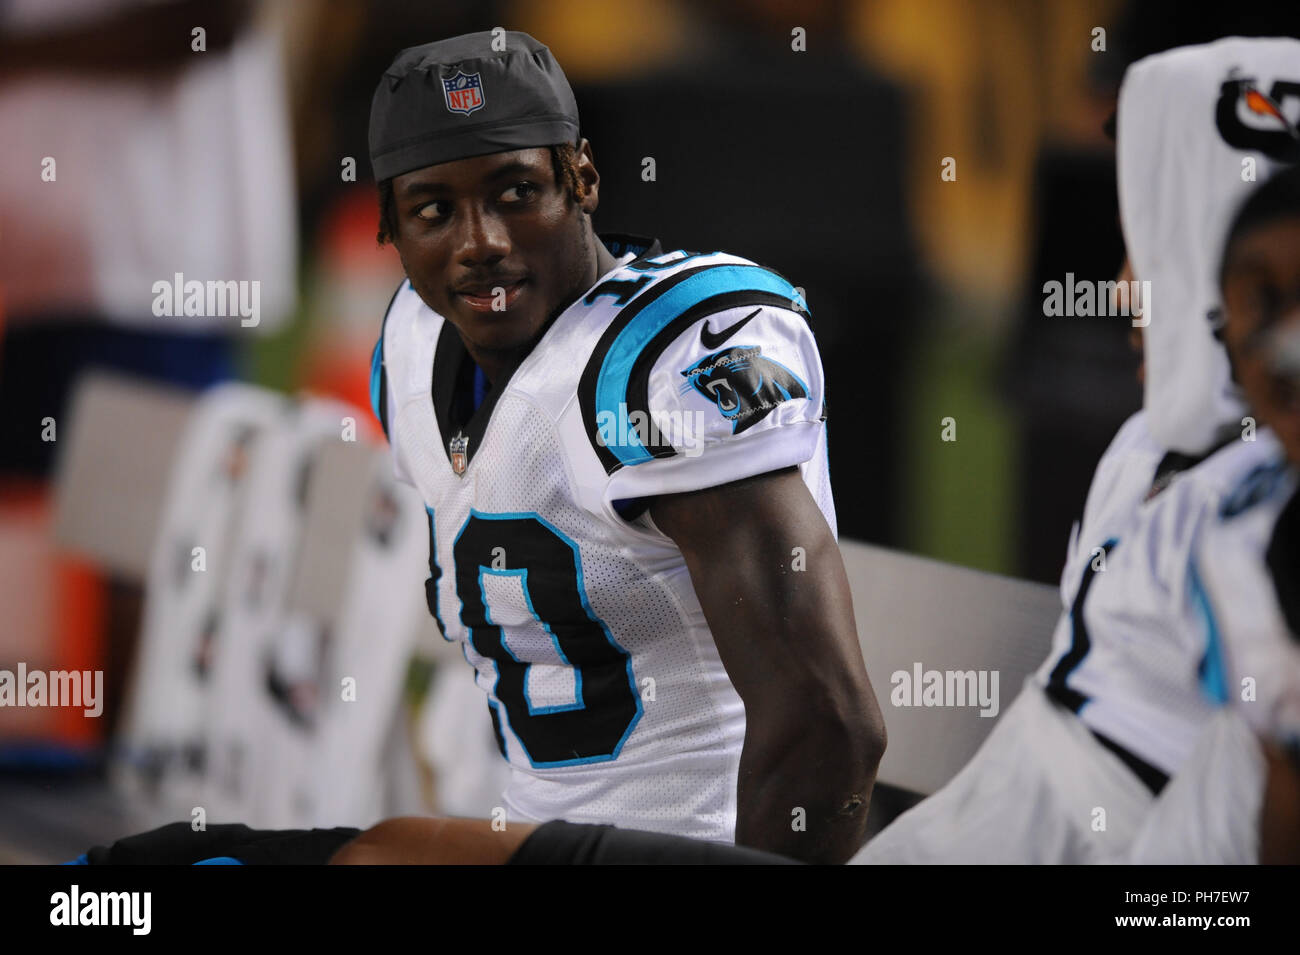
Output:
[365, 31, 885, 863]
[855, 36, 1300, 864]
[1127, 165, 1300, 864]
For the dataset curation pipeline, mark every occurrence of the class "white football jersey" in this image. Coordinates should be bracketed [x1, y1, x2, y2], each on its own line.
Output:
[1034, 421, 1280, 777]
[1189, 428, 1300, 744]
[1127, 706, 1266, 864]
[371, 236, 833, 841]
[1128, 429, 1299, 865]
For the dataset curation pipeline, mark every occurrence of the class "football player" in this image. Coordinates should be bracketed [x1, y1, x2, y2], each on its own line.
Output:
[1129, 165, 1300, 864]
[366, 31, 885, 863]
[326, 39, 1300, 869]
[857, 36, 1300, 864]
[75, 36, 1300, 873]
[84, 170, 1300, 871]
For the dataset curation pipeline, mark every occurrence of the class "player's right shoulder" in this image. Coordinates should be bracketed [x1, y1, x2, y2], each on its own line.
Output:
[1129, 435, 1288, 601]
[1094, 410, 1162, 476]
[370, 279, 431, 440]
[1074, 411, 1162, 540]
[378, 278, 429, 346]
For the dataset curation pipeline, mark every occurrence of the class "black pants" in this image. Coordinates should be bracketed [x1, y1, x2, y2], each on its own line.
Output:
[77, 822, 361, 865]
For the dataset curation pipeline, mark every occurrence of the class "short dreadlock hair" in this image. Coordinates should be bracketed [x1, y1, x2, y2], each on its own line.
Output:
[376, 142, 585, 245]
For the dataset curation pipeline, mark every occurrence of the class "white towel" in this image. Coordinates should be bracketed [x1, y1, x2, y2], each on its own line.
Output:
[1118, 37, 1300, 455]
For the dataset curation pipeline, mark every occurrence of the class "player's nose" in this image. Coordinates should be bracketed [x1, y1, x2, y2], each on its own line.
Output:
[452, 203, 511, 267]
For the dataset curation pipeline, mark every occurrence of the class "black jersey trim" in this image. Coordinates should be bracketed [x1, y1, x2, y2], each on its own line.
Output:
[426, 240, 663, 475]
[1044, 538, 1118, 713]
[1089, 730, 1169, 796]
[596, 233, 663, 263]
[429, 321, 530, 475]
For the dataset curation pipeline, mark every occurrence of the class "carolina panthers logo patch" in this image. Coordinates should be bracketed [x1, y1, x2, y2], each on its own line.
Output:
[679, 345, 808, 434]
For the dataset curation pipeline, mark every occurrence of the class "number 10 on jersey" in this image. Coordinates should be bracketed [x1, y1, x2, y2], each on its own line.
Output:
[432, 509, 643, 767]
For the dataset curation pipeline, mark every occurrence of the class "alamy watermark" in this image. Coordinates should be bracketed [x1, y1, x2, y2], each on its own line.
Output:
[890, 662, 999, 717]
[1043, 273, 1150, 327]
[0, 664, 103, 717]
[595, 403, 708, 458]
[50, 886, 150, 935]
[151, 273, 260, 327]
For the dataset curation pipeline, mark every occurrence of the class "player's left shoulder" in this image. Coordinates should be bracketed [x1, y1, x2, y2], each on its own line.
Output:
[1186, 430, 1296, 627]
[577, 247, 823, 476]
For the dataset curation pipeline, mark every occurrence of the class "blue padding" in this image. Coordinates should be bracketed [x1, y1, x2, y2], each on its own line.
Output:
[369, 338, 385, 425]
[0, 742, 100, 770]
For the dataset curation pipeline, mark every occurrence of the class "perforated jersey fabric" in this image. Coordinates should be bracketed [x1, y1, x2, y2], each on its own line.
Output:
[373, 243, 833, 840]
[1036, 420, 1278, 777]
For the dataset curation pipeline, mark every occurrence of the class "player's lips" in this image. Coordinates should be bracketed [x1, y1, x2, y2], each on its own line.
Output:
[454, 278, 528, 313]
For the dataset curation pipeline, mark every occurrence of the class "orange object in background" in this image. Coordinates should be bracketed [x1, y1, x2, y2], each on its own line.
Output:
[305, 351, 374, 421]
[0, 483, 106, 763]
[298, 186, 405, 430]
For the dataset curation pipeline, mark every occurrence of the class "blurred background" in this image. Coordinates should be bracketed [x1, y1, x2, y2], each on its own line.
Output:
[2, 0, 1299, 861]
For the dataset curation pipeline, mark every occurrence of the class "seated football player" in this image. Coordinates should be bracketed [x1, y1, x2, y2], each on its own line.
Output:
[856, 36, 1300, 864]
[1128, 165, 1300, 864]
[364, 31, 885, 864]
[331, 38, 1300, 871]
[88, 37, 1300, 871]
[330, 54, 1300, 873]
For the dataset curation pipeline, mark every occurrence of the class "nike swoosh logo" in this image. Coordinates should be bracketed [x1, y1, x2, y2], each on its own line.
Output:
[700, 308, 762, 349]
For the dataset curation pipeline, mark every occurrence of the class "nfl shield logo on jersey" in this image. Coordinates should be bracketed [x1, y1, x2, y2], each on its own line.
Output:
[442, 71, 484, 116]
[449, 433, 469, 475]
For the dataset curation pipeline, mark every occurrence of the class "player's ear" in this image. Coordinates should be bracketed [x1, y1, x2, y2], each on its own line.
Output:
[575, 138, 600, 216]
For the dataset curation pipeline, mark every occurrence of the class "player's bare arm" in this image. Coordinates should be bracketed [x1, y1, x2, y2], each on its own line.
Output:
[328, 817, 538, 865]
[650, 466, 887, 864]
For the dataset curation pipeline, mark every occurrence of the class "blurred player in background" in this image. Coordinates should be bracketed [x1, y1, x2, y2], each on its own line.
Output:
[858, 36, 1300, 864]
[1129, 165, 1300, 864]
[0, 0, 296, 758]
[366, 31, 884, 864]
[0, 0, 296, 473]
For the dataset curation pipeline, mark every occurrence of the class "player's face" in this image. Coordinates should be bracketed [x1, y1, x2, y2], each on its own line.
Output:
[390, 145, 600, 357]
[1221, 218, 1300, 466]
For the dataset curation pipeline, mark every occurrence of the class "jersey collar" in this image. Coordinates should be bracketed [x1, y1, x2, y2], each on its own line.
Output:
[430, 233, 663, 476]
[598, 233, 663, 265]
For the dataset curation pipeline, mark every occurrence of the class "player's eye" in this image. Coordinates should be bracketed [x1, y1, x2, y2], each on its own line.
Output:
[414, 200, 450, 221]
[500, 182, 538, 203]
[1239, 286, 1287, 353]
[1256, 284, 1282, 318]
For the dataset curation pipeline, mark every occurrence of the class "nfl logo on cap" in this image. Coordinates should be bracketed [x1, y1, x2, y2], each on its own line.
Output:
[443, 70, 484, 115]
